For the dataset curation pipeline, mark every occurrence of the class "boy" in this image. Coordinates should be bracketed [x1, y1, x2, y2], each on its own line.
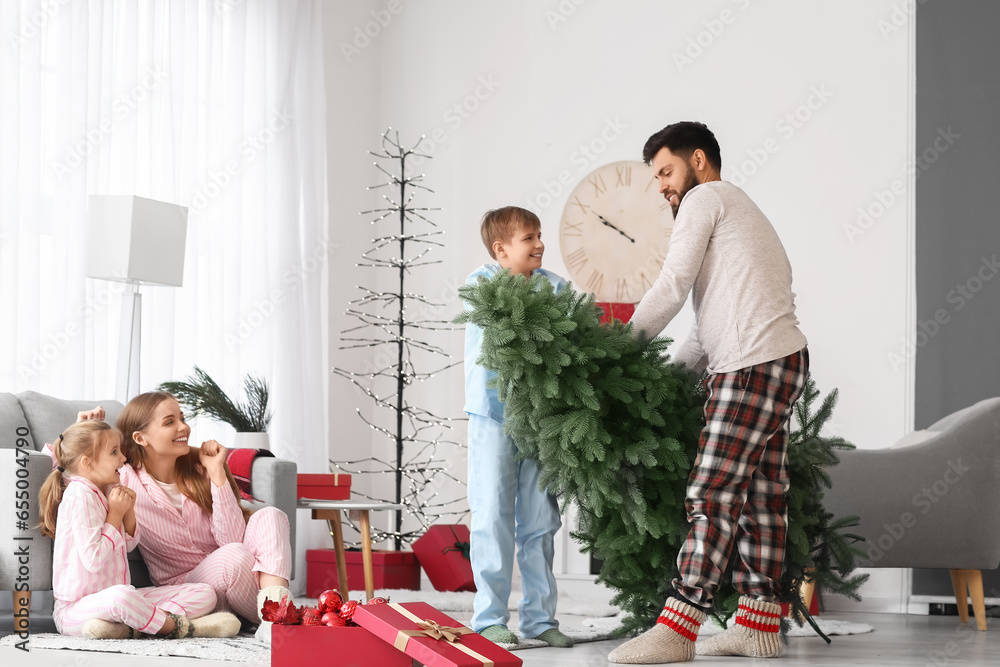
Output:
[463, 206, 573, 648]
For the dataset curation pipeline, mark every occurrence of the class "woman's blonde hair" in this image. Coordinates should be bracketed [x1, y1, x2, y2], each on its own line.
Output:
[116, 391, 251, 523]
[38, 420, 123, 539]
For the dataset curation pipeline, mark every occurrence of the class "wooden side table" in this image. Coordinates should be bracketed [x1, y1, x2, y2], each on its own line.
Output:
[296, 499, 403, 601]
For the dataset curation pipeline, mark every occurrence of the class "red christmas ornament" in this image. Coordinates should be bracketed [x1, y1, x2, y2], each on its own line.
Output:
[301, 607, 323, 626]
[318, 589, 344, 613]
[322, 611, 346, 627]
[366, 596, 390, 605]
[339, 599, 360, 624]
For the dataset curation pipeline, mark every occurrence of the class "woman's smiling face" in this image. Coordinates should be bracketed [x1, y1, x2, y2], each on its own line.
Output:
[133, 397, 191, 460]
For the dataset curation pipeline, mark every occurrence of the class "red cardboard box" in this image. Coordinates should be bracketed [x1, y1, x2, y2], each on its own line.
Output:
[354, 601, 521, 667]
[297, 473, 352, 500]
[411, 525, 476, 592]
[272, 624, 412, 667]
[307, 549, 421, 597]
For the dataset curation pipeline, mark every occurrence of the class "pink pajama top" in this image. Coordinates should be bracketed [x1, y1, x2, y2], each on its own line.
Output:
[53, 477, 140, 603]
[118, 464, 247, 586]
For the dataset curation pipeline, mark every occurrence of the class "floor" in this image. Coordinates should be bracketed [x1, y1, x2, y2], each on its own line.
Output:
[2, 610, 997, 666]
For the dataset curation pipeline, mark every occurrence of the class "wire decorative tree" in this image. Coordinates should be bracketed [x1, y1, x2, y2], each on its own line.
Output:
[331, 129, 467, 550]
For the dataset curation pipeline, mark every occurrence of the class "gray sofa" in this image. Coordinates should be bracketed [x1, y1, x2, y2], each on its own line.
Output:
[2, 390, 297, 628]
[824, 397, 1000, 631]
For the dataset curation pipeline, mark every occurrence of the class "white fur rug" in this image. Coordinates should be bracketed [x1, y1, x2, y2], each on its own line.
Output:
[0, 589, 871, 661]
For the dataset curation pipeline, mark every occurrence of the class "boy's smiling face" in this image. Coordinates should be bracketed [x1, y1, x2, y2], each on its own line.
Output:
[493, 224, 544, 278]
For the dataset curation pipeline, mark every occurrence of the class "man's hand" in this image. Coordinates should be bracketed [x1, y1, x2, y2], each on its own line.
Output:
[77, 406, 106, 423]
[199, 440, 229, 487]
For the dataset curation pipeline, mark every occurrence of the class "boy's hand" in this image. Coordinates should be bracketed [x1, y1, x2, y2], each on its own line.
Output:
[199, 440, 229, 487]
[76, 406, 106, 423]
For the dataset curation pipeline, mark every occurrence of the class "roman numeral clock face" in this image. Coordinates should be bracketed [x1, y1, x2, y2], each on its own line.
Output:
[559, 161, 674, 303]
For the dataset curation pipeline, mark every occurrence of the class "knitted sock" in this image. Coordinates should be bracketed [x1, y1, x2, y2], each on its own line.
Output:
[696, 596, 783, 658]
[608, 597, 706, 664]
[479, 624, 518, 645]
[164, 613, 195, 639]
[81, 619, 140, 639]
[534, 627, 574, 647]
[189, 612, 242, 638]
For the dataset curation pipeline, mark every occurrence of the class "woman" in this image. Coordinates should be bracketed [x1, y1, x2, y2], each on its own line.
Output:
[78, 391, 292, 642]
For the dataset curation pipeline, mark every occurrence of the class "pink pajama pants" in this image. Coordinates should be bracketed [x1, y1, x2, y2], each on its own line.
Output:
[54, 583, 216, 636]
[181, 506, 292, 621]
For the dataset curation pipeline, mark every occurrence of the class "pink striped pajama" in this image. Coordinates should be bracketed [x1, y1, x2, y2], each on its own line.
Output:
[52, 477, 217, 636]
[119, 464, 292, 621]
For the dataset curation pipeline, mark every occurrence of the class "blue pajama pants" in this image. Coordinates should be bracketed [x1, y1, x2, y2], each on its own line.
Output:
[467, 414, 562, 638]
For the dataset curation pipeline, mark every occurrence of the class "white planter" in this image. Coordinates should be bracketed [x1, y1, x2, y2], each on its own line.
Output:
[232, 432, 270, 451]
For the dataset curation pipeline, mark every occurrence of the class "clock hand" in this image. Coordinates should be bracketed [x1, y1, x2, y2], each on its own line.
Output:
[596, 214, 636, 243]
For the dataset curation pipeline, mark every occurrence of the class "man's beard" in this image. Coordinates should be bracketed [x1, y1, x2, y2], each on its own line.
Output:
[670, 165, 700, 217]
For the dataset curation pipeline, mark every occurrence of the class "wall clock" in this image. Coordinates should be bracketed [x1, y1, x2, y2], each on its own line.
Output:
[558, 160, 674, 304]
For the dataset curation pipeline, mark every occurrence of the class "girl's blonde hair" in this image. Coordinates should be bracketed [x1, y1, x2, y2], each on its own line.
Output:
[116, 391, 252, 523]
[38, 420, 123, 539]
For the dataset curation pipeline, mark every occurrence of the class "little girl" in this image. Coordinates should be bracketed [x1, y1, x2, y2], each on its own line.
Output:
[39, 420, 241, 639]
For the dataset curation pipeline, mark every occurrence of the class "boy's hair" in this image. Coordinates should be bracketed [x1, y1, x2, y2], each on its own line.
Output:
[480, 206, 541, 259]
[117, 391, 252, 523]
[38, 420, 122, 539]
[642, 121, 722, 171]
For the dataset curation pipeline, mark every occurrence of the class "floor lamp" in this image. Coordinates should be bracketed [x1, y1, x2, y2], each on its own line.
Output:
[86, 195, 188, 403]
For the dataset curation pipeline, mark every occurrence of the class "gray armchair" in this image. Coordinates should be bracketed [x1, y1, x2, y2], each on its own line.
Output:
[1, 390, 297, 630]
[824, 397, 1000, 631]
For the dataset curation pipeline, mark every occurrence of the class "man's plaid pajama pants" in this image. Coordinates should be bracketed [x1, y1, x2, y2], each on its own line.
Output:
[672, 347, 809, 608]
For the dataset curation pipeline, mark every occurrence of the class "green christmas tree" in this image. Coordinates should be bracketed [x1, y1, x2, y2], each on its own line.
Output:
[456, 270, 867, 639]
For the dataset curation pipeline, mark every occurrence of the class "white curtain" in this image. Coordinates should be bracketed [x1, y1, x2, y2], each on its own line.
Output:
[1, 0, 328, 583]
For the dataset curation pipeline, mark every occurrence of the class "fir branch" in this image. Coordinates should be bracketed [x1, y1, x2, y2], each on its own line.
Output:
[158, 366, 272, 432]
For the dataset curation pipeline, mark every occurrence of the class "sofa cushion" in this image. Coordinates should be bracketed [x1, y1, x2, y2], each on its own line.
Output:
[927, 397, 1000, 432]
[888, 429, 938, 449]
[16, 391, 124, 451]
[0, 392, 34, 451]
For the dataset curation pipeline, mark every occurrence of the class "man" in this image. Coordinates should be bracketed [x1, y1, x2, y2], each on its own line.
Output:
[609, 121, 809, 664]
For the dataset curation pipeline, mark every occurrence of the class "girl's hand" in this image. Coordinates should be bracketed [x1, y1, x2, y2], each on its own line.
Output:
[106, 486, 134, 528]
[199, 440, 229, 487]
[76, 406, 106, 423]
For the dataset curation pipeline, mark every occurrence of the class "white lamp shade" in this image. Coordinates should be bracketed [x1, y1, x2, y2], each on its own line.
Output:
[86, 195, 188, 286]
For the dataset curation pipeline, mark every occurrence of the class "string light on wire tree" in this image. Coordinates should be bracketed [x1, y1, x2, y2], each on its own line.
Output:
[331, 128, 466, 549]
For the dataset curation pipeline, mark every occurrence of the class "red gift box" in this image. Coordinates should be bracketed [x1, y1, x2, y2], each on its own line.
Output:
[595, 302, 636, 325]
[354, 601, 521, 667]
[307, 549, 421, 597]
[297, 473, 352, 500]
[272, 624, 413, 667]
[411, 525, 476, 593]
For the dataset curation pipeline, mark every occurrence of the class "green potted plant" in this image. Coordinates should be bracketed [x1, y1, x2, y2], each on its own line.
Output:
[158, 366, 273, 450]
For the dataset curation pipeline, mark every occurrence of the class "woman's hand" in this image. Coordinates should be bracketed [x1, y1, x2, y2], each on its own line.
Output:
[76, 406, 106, 423]
[199, 440, 229, 488]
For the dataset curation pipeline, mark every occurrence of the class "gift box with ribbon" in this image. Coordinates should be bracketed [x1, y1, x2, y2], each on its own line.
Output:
[353, 601, 522, 667]
[411, 524, 476, 592]
[297, 473, 352, 500]
[271, 624, 413, 667]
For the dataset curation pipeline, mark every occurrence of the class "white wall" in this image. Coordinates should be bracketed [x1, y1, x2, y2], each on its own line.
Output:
[324, 0, 914, 609]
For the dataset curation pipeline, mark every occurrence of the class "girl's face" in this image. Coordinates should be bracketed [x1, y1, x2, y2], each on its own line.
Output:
[134, 397, 191, 461]
[87, 434, 127, 487]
